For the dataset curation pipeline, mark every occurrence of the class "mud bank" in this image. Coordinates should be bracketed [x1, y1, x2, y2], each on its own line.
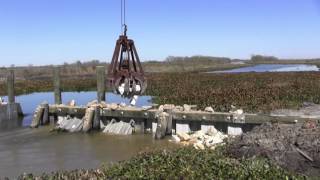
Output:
[227, 122, 320, 177]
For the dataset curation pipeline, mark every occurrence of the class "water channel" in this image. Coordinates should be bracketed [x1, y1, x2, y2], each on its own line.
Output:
[0, 92, 176, 178]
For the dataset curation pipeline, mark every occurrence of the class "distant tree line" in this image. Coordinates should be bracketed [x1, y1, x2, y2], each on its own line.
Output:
[250, 55, 279, 62]
[1, 55, 320, 81]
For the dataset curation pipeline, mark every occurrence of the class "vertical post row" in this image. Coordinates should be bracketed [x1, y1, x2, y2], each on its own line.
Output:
[53, 67, 62, 104]
[7, 69, 15, 104]
[96, 66, 106, 103]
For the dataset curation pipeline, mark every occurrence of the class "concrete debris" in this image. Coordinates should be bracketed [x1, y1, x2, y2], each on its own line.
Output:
[56, 116, 83, 132]
[102, 119, 135, 135]
[235, 109, 244, 115]
[172, 126, 228, 150]
[157, 104, 175, 112]
[205, 126, 218, 136]
[229, 108, 245, 122]
[229, 108, 244, 115]
[99, 101, 108, 108]
[183, 104, 191, 112]
[171, 135, 180, 142]
[158, 105, 164, 112]
[100, 120, 106, 129]
[108, 103, 119, 110]
[204, 106, 214, 113]
[174, 106, 184, 112]
[67, 100, 76, 106]
[87, 100, 98, 107]
[85, 100, 108, 109]
[193, 142, 205, 150]
[176, 123, 191, 134]
[130, 95, 139, 106]
[177, 132, 191, 141]
[163, 104, 175, 110]
[119, 102, 126, 107]
[227, 126, 243, 136]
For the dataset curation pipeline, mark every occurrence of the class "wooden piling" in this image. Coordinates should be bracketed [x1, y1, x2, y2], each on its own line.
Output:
[7, 69, 15, 104]
[93, 106, 101, 129]
[164, 109, 173, 135]
[42, 102, 49, 125]
[155, 112, 169, 139]
[96, 66, 106, 103]
[30, 105, 45, 128]
[53, 67, 62, 104]
[83, 107, 95, 132]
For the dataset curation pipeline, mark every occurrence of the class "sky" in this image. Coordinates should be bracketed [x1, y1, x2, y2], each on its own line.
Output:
[0, 0, 320, 66]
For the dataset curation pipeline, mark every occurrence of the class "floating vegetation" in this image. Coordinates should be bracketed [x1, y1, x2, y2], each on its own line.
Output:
[147, 72, 320, 112]
[1, 72, 320, 113]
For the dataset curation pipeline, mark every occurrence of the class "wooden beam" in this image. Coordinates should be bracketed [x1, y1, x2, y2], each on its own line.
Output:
[47, 105, 311, 125]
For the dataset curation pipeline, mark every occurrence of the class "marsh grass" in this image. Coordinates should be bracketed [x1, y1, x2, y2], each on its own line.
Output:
[19, 147, 304, 180]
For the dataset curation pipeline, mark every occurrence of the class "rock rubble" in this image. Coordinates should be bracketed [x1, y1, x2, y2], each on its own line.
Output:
[171, 126, 228, 150]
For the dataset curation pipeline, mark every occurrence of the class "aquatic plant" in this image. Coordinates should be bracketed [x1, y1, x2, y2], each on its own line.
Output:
[146, 72, 320, 112]
[18, 147, 304, 179]
[1, 72, 320, 113]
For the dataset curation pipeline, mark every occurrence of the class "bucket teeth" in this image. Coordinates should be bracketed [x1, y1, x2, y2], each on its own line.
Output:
[111, 76, 146, 98]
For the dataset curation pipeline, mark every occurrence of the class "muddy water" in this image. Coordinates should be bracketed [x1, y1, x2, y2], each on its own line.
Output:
[0, 126, 176, 178]
[0, 92, 177, 178]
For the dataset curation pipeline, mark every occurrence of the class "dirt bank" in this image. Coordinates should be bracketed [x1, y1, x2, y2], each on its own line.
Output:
[227, 122, 320, 177]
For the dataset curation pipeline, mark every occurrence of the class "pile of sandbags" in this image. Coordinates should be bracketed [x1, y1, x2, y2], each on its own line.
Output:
[102, 119, 135, 135]
[56, 116, 83, 132]
[171, 126, 228, 150]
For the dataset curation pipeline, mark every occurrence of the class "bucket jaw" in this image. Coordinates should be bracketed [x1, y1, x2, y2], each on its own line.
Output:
[107, 34, 147, 98]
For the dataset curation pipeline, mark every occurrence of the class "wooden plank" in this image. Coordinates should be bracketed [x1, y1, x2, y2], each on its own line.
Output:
[49, 105, 86, 116]
[101, 108, 157, 120]
[47, 105, 310, 125]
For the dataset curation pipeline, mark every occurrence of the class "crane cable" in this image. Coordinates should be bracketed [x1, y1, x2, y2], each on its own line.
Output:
[121, 0, 127, 35]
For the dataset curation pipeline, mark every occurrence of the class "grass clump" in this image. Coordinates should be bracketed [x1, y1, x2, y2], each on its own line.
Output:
[19, 147, 304, 180]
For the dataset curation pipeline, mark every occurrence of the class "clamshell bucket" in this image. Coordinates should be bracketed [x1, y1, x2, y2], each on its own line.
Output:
[107, 34, 147, 98]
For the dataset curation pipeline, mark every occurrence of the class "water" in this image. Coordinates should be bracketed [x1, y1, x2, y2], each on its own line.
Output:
[2, 91, 152, 128]
[213, 64, 319, 73]
[0, 92, 176, 178]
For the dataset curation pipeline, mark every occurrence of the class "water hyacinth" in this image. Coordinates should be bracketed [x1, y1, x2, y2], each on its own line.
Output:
[17, 147, 304, 180]
[1, 72, 320, 113]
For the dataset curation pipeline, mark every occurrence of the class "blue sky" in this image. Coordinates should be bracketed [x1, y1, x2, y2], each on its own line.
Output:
[0, 0, 320, 66]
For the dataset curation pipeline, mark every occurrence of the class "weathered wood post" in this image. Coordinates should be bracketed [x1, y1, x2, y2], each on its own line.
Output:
[155, 112, 169, 139]
[93, 106, 101, 129]
[42, 102, 49, 125]
[83, 107, 95, 132]
[7, 69, 15, 104]
[30, 105, 45, 128]
[165, 109, 173, 135]
[96, 66, 106, 103]
[53, 67, 62, 104]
